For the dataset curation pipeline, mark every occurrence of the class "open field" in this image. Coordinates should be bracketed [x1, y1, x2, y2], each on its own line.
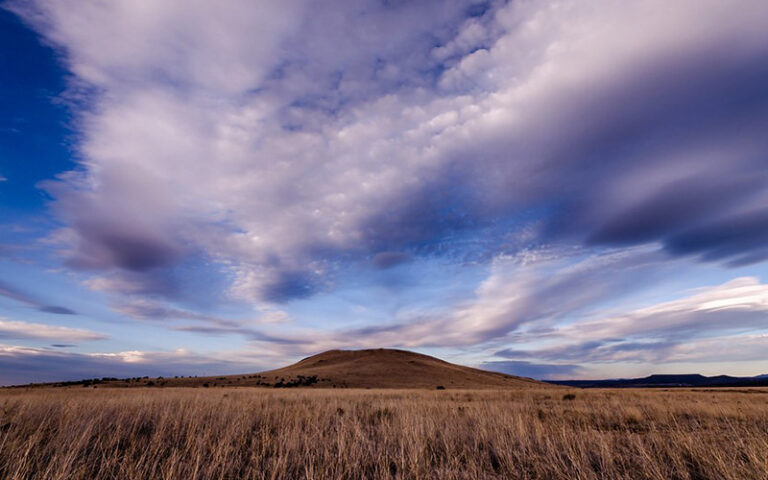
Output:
[1, 388, 767, 479]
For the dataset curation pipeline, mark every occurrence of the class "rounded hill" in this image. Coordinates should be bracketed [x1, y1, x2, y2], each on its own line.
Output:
[254, 348, 547, 389]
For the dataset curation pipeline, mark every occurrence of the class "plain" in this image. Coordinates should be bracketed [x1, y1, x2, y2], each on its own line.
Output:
[1, 387, 767, 479]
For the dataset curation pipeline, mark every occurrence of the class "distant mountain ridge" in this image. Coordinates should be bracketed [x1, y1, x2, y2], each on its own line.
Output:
[547, 373, 768, 388]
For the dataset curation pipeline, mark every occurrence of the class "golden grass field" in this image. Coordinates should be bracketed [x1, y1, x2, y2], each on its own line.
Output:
[1, 387, 767, 479]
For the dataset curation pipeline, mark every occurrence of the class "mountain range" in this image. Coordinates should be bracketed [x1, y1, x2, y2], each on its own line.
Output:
[547, 373, 768, 388]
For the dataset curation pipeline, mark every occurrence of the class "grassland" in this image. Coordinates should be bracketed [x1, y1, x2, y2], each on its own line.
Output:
[1, 387, 766, 479]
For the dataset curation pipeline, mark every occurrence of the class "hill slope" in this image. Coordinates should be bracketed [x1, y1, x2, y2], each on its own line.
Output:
[255, 349, 546, 388]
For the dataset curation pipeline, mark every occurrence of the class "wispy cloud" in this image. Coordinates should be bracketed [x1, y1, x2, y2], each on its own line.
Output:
[0, 318, 106, 341]
[276, 246, 670, 350]
[0, 280, 76, 315]
[496, 277, 768, 365]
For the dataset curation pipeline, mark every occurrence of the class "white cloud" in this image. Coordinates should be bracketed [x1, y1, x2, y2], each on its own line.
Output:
[567, 277, 768, 340]
[0, 318, 107, 341]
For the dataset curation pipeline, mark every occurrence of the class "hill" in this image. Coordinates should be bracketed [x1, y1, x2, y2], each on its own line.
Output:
[17, 349, 548, 389]
[254, 349, 546, 389]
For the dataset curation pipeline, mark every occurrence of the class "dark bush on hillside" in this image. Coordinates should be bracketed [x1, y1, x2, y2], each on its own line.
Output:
[273, 375, 319, 388]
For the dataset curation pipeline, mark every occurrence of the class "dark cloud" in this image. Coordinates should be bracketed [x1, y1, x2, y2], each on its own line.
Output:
[64, 227, 182, 272]
[39, 165, 187, 301]
[0, 280, 77, 315]
[535, 37, 768, 262]
[38, 305, 76, 315]
[588, 175, 763, 247]
[93, 233, 180, 272]
[259, 270, 320, 303]
[372, 251, 412, 269]
[665, 208, 768, 264]
[480, 360, 583, 380]
[173, 325, 305, 345]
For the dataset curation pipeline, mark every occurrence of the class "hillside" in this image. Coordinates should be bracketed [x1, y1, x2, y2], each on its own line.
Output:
[21, 349, 548, 389]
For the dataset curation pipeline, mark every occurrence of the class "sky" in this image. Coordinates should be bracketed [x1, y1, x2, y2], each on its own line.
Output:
[1, 0, 768, 385]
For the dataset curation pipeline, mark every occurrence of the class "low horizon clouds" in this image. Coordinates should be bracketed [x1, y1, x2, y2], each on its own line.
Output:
[2, 0, 768, 383]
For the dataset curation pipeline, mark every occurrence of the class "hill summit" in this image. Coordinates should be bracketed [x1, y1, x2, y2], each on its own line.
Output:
[254, 348, 546, 389]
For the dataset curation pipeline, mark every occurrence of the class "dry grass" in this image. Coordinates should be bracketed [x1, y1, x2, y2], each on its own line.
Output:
[1, 387, 767, 479]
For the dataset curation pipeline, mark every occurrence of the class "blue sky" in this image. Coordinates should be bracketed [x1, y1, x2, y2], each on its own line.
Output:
[2, 0, 768, 385]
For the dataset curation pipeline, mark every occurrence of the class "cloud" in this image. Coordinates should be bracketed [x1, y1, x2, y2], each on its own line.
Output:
[296, 246, 670, 349]
[660, 333, 768, 364]
[8, 0, 768, 317]
[177, 247, 668, 359]
[10, 0, 483, 307]
[372, 251, 413, 270]
[0, 318, 106, 341]
[109, 298, 292, 335]
[498, 276, 768, 364]
[109, 298, 240, 326]
[38, 306, 76, 314]
[0, 279, 76, 314]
